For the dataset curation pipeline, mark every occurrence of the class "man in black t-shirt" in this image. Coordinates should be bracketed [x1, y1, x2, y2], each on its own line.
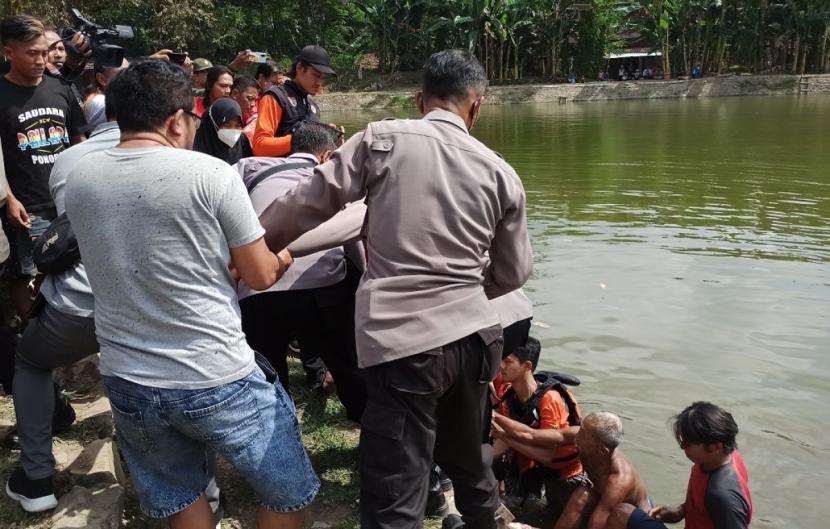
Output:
[0, 15, 85, 318]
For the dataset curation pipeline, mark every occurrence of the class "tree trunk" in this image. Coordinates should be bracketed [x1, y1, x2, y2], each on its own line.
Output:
[701, 14, 712, 72]
[682, 30, 689, 76]
[483, 35, 489, 79]
[503, 40, 508, 80]
[499, 41, 507, 81]
[551, 40, 557, 78]
[791, 34, 800, 75]
[758, 2, 766, 73]
[514, 41, 519, 79]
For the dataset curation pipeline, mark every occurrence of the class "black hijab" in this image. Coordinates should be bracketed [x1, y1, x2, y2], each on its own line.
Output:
[193, 97, 253, 165]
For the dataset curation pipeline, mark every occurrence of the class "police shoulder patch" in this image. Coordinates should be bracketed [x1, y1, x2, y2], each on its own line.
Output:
[370, 139, 393, 152]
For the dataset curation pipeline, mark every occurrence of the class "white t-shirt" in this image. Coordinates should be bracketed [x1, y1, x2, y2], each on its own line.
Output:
[65, 146, 264, 389]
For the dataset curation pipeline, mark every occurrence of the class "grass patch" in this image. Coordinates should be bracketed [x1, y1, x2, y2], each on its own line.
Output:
[0, 358, 463, 528]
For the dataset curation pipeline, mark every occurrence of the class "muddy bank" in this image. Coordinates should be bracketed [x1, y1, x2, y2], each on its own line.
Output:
[317, 74, 830, 111]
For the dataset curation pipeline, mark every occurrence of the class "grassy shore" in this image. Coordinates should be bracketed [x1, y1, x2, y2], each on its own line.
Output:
[0, 359, 452, 529]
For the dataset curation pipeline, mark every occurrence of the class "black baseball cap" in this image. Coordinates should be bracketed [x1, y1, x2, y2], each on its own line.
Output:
[296, 45, 336, 76]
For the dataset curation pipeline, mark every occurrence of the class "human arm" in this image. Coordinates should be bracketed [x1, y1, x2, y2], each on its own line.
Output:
[251, 95, 292, 156]
[648, 504, 685, 524]
[58, 32, 91, 81]
[492, 413, 579, 447]
[148, 49, 173, 60]
[554, 487, 599, 529]
[287, 201, 367, 257]
[228, 50, 255, 72]
[230, 239, 292, 291]
[585, 475, 631, 529]
[4, 189, 30, 229]
[492, 438, 511, 459]
[482, 178, 533, 298]
[259, 129, 371, 252]
[499, 435, 564, 466]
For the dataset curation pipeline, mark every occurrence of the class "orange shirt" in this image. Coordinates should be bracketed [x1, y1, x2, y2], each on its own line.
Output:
[252, 94, 292, 157]
[501, 388, 583, 478]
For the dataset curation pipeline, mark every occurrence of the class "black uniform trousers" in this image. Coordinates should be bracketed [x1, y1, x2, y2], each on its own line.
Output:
[240, 276, 367, 423]
[359, 325, 503, 529]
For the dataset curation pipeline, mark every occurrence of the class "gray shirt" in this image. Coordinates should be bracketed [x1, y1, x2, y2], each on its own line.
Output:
[235, 152, 347, 300]
[491, 289, 533, 328]
[83, 94, 106, 131]
[40, 121, 120, 318]
[260, 109, 533, 367]
[65, 146, 264, 389]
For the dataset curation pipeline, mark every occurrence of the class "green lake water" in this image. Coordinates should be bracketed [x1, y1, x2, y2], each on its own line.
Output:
[328, 95, 830, 528]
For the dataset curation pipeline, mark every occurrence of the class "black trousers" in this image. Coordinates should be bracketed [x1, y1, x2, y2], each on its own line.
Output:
[359, 325, 503, 529]
[240, 277, 367, 423]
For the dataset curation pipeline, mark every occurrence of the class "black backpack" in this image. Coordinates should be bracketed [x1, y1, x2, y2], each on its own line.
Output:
[32, 212, 80, 275]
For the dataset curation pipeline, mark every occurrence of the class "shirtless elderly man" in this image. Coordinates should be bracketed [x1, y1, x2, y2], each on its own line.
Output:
[553, 412, 650, 529]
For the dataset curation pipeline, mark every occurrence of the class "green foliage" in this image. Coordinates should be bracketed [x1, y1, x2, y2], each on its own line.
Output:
[1, 0, 827, 81]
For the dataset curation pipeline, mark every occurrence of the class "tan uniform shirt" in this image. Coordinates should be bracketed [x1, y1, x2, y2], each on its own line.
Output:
[260, 109, 533, 367]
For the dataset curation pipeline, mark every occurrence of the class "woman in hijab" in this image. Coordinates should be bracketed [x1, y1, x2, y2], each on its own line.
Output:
[193, 97, 253, 165]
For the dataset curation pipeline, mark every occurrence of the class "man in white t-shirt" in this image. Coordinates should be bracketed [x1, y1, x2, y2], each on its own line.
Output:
[65, 59, 317, 529]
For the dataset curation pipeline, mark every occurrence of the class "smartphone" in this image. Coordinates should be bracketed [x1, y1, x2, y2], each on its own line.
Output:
[251, 51, 271, 64]
[168, 52, 187, 66]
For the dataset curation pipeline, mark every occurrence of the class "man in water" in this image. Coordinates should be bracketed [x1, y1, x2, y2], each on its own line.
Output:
[553, 412, 651, 529]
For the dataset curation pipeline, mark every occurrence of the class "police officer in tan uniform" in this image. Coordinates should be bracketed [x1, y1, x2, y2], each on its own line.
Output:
[259, 49, 532, 529]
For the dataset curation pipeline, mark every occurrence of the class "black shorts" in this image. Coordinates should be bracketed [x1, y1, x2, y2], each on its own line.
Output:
[627, 508, 669, 529]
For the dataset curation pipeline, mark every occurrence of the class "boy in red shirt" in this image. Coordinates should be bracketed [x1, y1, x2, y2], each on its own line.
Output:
[492, 337, 587, 520]
[609, 401, 752, 529]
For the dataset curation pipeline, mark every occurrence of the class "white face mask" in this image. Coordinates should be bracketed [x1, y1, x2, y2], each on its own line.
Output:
[217, 128, 242, 148]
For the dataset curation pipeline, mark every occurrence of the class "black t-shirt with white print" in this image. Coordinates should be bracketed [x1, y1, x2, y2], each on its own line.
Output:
[0, 75, 85, 212]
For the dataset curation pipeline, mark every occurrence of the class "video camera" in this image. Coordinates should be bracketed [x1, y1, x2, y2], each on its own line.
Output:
[63, 8, 134, 68]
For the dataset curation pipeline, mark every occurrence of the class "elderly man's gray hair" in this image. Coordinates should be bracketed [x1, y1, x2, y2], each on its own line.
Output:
[583, 411, 624, 450]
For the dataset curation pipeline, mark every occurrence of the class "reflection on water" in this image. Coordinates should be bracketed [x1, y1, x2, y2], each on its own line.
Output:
[327, 95, 830, 529]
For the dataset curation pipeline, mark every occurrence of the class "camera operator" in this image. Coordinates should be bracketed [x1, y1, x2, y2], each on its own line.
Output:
[42, 27, 89, 115]
[43, 29, 66, 70]
[42, 28, 91, 87]
[0, 15, 86, 320]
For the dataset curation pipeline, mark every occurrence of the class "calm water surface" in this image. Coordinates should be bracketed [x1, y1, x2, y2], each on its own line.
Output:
[328, 95, 830, 529]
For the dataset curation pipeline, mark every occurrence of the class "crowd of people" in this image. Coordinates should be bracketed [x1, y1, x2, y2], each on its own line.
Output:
[0, 13, 752, 529]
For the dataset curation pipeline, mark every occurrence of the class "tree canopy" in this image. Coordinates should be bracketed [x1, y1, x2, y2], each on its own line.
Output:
[3, 0, 828, 81]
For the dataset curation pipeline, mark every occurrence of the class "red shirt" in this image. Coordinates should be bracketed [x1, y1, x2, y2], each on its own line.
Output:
[193, 96, 206, 118]
[685, 451, 752, 529]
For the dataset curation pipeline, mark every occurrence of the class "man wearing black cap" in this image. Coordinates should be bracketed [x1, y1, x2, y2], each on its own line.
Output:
[252, 45, 336, 157]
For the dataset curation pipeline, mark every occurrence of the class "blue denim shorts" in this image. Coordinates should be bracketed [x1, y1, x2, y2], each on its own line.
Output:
[3, 210, 55, 277]
[103, 369, 319, 518]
